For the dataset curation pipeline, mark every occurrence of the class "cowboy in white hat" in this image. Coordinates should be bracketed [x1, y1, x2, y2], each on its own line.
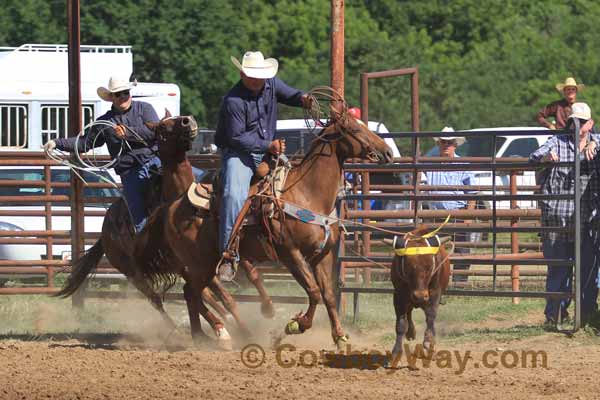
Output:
[433, 126, 466, 148]
[425, 126, 474, 283]
[537, 76, 585, 130]
[43, 75, 162, 234]
[214, 51, 312, 281]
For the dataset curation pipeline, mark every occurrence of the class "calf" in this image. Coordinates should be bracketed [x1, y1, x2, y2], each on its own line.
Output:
[389, 226, 451, 362]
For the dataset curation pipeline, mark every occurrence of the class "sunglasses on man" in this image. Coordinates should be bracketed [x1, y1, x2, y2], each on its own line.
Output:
[113, 90, 130, 98]
[439, 139, 457, 145]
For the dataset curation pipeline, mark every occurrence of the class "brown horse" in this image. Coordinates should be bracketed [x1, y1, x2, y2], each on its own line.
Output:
[141, 105, 394, 348]
[54, 113, 271, 339]
[388, 226, 451, 364]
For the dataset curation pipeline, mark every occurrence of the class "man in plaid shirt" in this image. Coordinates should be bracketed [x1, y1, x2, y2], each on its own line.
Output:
[530, 102, 599, 327]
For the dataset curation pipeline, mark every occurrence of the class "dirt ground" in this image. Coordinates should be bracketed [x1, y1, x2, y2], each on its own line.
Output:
[0, 324, 598, 400]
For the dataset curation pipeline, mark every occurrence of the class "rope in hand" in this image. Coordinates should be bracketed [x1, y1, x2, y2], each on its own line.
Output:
[44, 120, 149, 190]
[302, 86, 348, 141]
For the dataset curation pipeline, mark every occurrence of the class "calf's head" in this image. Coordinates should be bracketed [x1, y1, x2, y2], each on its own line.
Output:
[391, 234, 447, 304]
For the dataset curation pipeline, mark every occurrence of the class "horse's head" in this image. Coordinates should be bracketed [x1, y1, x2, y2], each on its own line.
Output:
[146, 110, 198, 157]
[321, 114, 394, 164]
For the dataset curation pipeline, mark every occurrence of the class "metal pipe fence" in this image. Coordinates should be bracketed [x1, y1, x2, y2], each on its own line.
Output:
[0, 124, 584, 330]
[336, 127, 582, 330]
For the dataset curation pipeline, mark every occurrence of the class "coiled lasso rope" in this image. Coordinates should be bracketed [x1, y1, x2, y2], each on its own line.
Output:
[45, 120, 149, 190]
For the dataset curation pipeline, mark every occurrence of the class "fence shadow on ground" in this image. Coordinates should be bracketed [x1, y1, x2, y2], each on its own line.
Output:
[0, 332, 191, 352]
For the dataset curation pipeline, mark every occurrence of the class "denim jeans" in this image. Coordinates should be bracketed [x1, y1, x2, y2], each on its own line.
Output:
[543, 238, 573, 322]
[121, 156, 162, 233]
[191, 166, 207, 183]
[582, 227, 600, 320]
[544, 227, 599, 322]
[219, 149, 264, 253]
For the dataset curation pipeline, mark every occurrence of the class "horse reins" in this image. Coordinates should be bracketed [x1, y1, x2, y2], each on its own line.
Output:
[302, 87, 381, 162]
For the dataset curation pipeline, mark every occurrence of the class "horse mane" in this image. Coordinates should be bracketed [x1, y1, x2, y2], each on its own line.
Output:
[299, 114, 360, 165]
[298, 124, 334, 164]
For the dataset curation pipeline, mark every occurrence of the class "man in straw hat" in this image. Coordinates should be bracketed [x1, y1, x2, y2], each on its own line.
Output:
[423, 127, 474, 283]
[43, 75, 161, 234]
[215, 50, 312, 281]
[536, 77, 585, 129]
[530, 102, 600, 328]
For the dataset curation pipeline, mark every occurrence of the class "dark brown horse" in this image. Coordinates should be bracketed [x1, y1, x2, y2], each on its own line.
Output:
[388, 226, 451, 363]
[54, 113, 271, 340]
[141, 105, 394, 348]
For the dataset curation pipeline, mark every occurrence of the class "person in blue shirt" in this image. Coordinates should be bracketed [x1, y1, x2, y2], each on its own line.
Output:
[215, 51, 311, 281]
[43, 76, 161, 234]
[424, 127, 475, 283]
[530, 102, 600, 327]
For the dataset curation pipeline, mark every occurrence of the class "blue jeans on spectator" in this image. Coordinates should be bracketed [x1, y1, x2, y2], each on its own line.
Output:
[582, 226, 599, 321]
[543, 238, 573, 322]
[121, 156, 162, 233]
[219, 149, 264, 254]
[544, 227, 599, 323]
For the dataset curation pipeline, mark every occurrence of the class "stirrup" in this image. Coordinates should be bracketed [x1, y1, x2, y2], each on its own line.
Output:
[216, 252, 239, 280]
[218, 260, 237, 282]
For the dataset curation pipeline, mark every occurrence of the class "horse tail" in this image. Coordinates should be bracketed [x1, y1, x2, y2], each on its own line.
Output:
[53, 239, 104, 298]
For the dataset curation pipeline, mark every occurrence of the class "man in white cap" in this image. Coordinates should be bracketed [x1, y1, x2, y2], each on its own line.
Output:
[43, 76, 161, 234]
[530, 102, 600, 328]
[215, 51, 312, 281]
[536, 77, 584, 129]
[424, 127, 474, 283]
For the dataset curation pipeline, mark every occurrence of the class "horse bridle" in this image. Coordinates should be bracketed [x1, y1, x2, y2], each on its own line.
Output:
[312, 117, 381, 162]
[303, 86, 381, 162]
[157, 118, 197, 148]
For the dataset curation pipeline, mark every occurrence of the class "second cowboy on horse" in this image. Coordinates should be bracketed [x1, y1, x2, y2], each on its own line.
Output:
[215, 51, 313, 281]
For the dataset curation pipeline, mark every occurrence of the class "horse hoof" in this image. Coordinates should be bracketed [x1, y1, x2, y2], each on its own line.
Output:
[285, 320, 302, 335]
[334, 334, 350, 350]
[261, 300, 276, 319]
[385, 352, 401, 369]
[423, 341, 435, 354]
[216, 327, 233, 351]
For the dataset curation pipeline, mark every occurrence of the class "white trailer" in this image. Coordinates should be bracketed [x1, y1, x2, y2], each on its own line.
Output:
[0, 43, 180, 152]
[0, 44, 181, 266]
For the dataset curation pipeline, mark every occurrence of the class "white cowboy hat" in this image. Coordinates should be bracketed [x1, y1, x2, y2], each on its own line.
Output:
[568, 102, 592, 120]
[97, 76, 133, 101]
[434, 126, 465, 145]
[555, 77, 585, 93]
[230, 51, 278, 79]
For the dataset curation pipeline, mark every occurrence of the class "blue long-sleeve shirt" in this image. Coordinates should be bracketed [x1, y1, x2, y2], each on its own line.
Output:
[215, 77, 304, 153]
[55, 101, 159, 175]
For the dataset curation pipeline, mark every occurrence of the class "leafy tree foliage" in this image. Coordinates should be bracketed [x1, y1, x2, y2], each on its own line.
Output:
[2, 0, 600, 154]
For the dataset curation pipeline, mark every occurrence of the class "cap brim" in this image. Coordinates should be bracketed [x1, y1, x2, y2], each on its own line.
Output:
[568, 113, 590, 120]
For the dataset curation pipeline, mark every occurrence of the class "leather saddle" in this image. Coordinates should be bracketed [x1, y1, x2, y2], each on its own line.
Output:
[186, 157, 291, 259]
[186, 156, 289, 217]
